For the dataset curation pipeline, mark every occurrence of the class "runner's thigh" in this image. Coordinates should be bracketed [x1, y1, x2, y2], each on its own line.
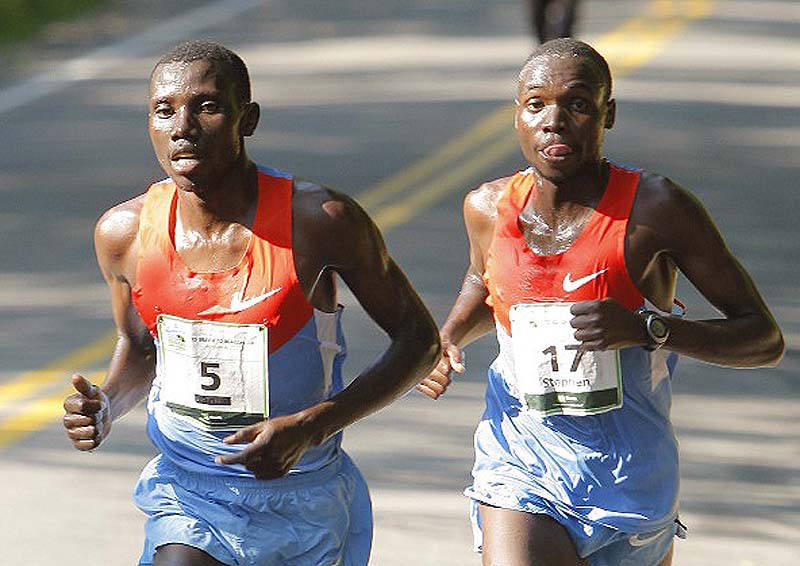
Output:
[479, 504, 588, 566]
[153, 543, 226, 566]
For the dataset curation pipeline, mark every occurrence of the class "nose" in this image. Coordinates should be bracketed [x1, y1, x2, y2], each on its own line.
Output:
[171, 106, 198, 140]
[541, 104, 566, 134]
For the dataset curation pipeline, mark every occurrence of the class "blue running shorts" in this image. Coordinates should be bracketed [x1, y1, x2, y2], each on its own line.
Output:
[467, 490, 685, 566]
[134, 452, 372, 566]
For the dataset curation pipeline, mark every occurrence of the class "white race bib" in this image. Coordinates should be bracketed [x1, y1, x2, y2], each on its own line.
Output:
[509, 303, 622, 416]
[157, 314, 269, 430]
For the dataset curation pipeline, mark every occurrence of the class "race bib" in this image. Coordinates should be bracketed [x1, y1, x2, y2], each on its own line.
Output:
[157, 314, 269, 430]
[509, 303, 622, 416]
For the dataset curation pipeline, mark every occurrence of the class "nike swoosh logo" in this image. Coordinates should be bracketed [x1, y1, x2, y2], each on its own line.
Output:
[628, 528, 668, 547]
[562, 269, 608, 292]
[197, 287, 283, 316]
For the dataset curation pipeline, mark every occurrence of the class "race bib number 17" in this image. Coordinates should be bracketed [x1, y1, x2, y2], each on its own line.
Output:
[157, 314, 269, 430]
[509, 303, 622, 416]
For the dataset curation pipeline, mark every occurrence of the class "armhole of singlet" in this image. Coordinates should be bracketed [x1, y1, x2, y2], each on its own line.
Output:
[506, 171, 535, 235]
[258, 170, 318, 315]
[615, 164, 646, 306]
[132, 180, 173, 325]
[484, 172, 530, 321]
[136, 180, 173, 260]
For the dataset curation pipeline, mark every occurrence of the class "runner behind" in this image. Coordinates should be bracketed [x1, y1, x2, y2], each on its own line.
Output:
[418, 38, 784, 566]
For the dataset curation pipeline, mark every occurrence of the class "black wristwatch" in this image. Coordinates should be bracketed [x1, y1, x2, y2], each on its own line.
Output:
[636, 308, 670, 351]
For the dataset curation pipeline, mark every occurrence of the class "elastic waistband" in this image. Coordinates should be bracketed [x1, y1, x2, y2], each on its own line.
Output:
[156, 451, 346, 492]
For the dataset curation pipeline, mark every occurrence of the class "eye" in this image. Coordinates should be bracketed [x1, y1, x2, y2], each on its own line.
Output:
[525, 98, 545, 112]
[199, 100, 221, 114]
[571, 98, 590, 113]
[153, 103, 173, 119]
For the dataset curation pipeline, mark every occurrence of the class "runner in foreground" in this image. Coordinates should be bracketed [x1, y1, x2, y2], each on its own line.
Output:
[418, 38, 784, 566]
[63, 40, 440, 566]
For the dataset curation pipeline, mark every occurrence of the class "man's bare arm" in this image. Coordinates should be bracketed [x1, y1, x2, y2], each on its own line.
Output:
[418, 181, 504, 399]
[63, 200, 156, 450]
[642, 176, 784, 366]
[216, 186, 440, 477]
[571, 174, 784, 367]
[305, 188, 443, 431]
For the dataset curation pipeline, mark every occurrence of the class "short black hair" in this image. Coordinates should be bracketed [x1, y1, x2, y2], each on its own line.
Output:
[153, 40, 251, 105]
[518, 38, 612, 100]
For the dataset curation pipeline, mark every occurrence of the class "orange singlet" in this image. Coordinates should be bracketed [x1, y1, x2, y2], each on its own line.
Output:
[484, 163, 644, 334]
[132, 169, 313, 353]
[466, 163, 682, 543]
[130, 166, 349, 477]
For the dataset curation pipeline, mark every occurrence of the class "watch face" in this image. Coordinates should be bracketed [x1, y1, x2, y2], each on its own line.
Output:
[650, 316, 669, 340]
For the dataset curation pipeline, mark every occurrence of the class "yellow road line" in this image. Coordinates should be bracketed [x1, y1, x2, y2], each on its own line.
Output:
[374, 132, 520, 231]
[596, 1, 714, 76]
[358, 104, 513, 211]
[0, 0, 715, 449]
[0, 371, 105, 447]
[0, 393, 72, 448]
[0, 329, 116, 411]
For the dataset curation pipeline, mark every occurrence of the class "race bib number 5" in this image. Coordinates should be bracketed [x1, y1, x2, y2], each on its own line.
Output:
[509, 303, 622, 416]
[157, 314, 269, 430]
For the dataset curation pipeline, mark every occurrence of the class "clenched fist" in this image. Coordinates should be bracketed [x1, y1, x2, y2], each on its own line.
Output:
[63, 374, 111, 451]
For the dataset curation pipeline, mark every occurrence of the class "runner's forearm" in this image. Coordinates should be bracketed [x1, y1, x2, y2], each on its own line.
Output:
[660, 314, 783, 367]
[102, 334, 157, 421]
[440, 274, 495, 349]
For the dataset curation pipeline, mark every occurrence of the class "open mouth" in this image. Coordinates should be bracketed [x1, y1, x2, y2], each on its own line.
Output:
[170, 148, 204, 169]
[171, 151, 201, 161]
[169, 150, 204, 174]
[170, 143, 203, 161]
[540, 143, 574, 160]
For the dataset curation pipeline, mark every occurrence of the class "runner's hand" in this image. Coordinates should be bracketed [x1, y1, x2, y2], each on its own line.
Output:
[417, 342, 465, 400]
[216, 415, 314, 479]
[570, 298, 647, 350]
[63, 374, 111, 451]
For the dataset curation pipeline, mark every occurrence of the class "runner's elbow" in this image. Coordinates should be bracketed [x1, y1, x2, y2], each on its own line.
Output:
[408, 318, 443, 375]
[760, 328, 785, 368]
[741, 323, 785, 368]
[423, 333, 443, 374]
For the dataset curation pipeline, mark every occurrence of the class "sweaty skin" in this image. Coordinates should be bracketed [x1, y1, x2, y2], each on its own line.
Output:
[63, 59, 440, 482]
[416, 52, 784, 565]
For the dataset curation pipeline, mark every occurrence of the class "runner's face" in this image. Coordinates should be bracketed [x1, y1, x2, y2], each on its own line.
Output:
[515, 56, 614, 183]
[149, 60, 253, 190]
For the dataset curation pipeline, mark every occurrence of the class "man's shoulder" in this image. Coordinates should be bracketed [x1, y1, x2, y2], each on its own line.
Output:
[292, 177, 364, 225]
[292, 177, 330, 201]
[464, 175, 512, 224]
[637, 169, 677, 193]
[289, 178, 383, 276]
[470, 175, 511, 201]
[95, 193, 148, 260]
[633, 169, 694, 216]
[629, 169, 714, 246]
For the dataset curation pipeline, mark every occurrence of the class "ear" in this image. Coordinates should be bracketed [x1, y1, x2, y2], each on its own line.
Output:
[239, 102, 260, 137]
[513, 99, 521, 131]
[604, 98, 616, 130]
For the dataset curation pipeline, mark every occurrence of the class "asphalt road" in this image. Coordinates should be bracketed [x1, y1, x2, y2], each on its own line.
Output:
[0, 1, 797, 565]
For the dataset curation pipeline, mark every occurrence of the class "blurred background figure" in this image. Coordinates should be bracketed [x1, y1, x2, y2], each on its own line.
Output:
[526, 0, 580, 43]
